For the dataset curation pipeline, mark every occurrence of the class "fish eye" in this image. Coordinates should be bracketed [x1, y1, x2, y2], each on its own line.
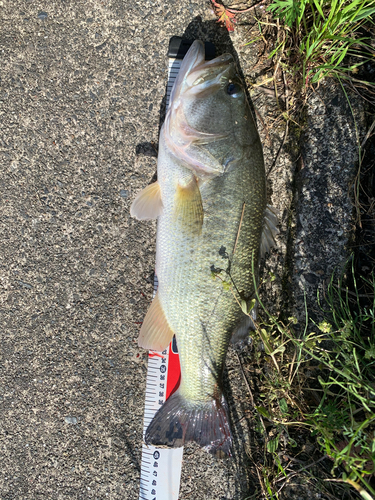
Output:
[226, 81, 242, 97]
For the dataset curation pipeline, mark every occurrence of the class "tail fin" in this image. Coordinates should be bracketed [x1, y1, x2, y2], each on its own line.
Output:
[145, 390, 232, 457]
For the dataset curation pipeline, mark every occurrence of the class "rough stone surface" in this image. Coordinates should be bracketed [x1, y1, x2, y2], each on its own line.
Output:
[0, 1, 363, 499]
[293, 83, 364, 326]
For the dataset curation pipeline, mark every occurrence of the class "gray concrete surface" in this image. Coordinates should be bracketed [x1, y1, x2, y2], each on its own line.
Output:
[0, 1, 363, 499]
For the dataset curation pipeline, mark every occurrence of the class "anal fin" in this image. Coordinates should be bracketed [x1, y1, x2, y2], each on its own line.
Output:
[138, 291, 174, 351]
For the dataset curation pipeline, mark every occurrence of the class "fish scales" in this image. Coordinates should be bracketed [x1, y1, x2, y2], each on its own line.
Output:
[156, 135, 265, 401]
[131, 40, 275, 456]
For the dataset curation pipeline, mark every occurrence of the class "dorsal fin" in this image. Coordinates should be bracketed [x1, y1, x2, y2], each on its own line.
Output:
[260, 205, 279, 258]
[231, 299, 258, 344]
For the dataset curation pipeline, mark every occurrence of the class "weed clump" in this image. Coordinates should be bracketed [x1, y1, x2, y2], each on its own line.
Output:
[247, 261, 375, 499]
[267, 0, 375, 90]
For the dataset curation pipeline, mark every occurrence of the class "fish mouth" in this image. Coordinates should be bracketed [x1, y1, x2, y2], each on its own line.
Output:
[170, 41, 235, 102]
[184, 53, 234, 97]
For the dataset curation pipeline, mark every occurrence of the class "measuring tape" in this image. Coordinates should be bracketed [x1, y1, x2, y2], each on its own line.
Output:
[139, 326, 182, 500]
[138, 37, 216, 500]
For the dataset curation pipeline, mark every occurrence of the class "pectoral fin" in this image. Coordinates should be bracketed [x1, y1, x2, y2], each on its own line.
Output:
[130, 181, 163, 220]
[138, 291, 174, 351]
[174, 176, 203, 235]
[260, 205, 279, 258]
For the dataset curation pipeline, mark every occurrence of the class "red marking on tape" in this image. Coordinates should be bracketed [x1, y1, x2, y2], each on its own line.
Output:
[148, 351, 164, 358]
[166, 337, 181, 400]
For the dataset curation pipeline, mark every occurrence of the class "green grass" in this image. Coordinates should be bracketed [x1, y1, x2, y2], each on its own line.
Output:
[308, 263, 375, 495]
[245, 259, 375, 499]
[265, 0, 375, 91]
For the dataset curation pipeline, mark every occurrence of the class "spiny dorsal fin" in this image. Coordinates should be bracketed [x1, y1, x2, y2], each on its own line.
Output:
[260, 205, 279, 258]
[130, 181, 163, 220]
[174, 176, 203, 235]
[138, 291, 174, 351]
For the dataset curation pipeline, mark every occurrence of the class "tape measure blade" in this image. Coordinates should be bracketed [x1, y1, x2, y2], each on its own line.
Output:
[140, 444, 183, 500]
[166, 59, 182, 109]
[138, 49, 183, 500]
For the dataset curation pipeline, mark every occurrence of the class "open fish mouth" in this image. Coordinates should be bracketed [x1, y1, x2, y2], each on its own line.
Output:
[170, 41, 235, 104]
[184, 53, 234, 98]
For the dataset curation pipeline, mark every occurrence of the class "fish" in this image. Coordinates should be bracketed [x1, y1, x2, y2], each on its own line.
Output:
[130, 40, 278, 456]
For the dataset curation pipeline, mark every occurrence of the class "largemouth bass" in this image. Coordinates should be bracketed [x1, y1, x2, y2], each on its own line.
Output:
[131, 40, 277, 456]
